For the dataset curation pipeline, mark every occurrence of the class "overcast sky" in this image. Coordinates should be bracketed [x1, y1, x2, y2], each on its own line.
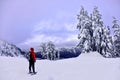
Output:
[0, 0, 120, 50]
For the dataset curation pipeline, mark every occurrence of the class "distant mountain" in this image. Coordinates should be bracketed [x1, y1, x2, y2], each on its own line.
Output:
[58, 47, 81, 59]
[0, 40, 23, 57]
[35, 47, 82, 59]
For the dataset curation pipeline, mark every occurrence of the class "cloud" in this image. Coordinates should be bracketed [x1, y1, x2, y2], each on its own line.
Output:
[18, 18, 79, 49]
[19, 33, 78, 48]
[64, 22, 77, 32]
[17, 10, 79, 49]
[33, 20, 62, 33]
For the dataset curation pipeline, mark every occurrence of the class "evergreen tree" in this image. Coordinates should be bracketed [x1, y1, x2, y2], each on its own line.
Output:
[112, 17, 120, 57]
[77, 6, 92, 53]
[92, 7, 104, 54]
[101, 26, 114, 57]
[77, 6, 114, 57]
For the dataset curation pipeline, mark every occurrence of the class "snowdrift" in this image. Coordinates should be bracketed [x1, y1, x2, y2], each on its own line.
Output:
[0, 52, 120, 80]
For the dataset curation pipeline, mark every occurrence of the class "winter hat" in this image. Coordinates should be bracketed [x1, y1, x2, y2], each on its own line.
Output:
[30, 48, 34, 51]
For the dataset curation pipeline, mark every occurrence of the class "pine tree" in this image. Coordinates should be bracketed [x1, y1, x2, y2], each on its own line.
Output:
[92, 7, 105, 55]
[112, 17, 120, 57]
[77, 6, 114, 57]
[101, 26, 114, 57]
[77, 6, 92, 53]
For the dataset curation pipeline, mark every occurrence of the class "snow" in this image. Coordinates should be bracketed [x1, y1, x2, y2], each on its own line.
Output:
[0, 52, 120, 80]
[0, 40, 22, 57]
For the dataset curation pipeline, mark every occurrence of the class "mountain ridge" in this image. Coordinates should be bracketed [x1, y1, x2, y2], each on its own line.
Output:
[0, 40, 23, 57]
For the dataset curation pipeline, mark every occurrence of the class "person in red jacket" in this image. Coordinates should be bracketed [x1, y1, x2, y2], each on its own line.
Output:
[29, 48, 36, 74]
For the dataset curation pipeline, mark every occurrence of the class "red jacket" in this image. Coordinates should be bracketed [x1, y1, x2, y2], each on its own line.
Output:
[30, 48, 36, 62]
[30, 51, 36, 61]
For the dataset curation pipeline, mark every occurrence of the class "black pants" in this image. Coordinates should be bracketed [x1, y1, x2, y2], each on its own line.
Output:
[29, 60, 35, 73]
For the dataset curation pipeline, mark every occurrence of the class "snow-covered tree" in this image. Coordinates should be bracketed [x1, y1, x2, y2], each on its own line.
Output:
[77, 6, 104, 53]
[101, 26, 114, 57]
[91, 7, 114, 57]
[46, 41, 57, 60]
[112, 17, 120, 57]
[39, 41, 60, 60]
[77, 6, 92, 53]
[39, 43, 47, 58]
[92, 6, 105, 54]
[77, 6, 114, 57]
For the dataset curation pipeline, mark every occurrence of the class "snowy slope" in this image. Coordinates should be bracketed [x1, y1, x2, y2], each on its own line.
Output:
[0, 52, 120, 80]
[0, 40, 22, 57]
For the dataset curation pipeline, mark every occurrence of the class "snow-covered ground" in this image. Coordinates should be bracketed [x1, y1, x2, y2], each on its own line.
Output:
[0, 52, 120, 80]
